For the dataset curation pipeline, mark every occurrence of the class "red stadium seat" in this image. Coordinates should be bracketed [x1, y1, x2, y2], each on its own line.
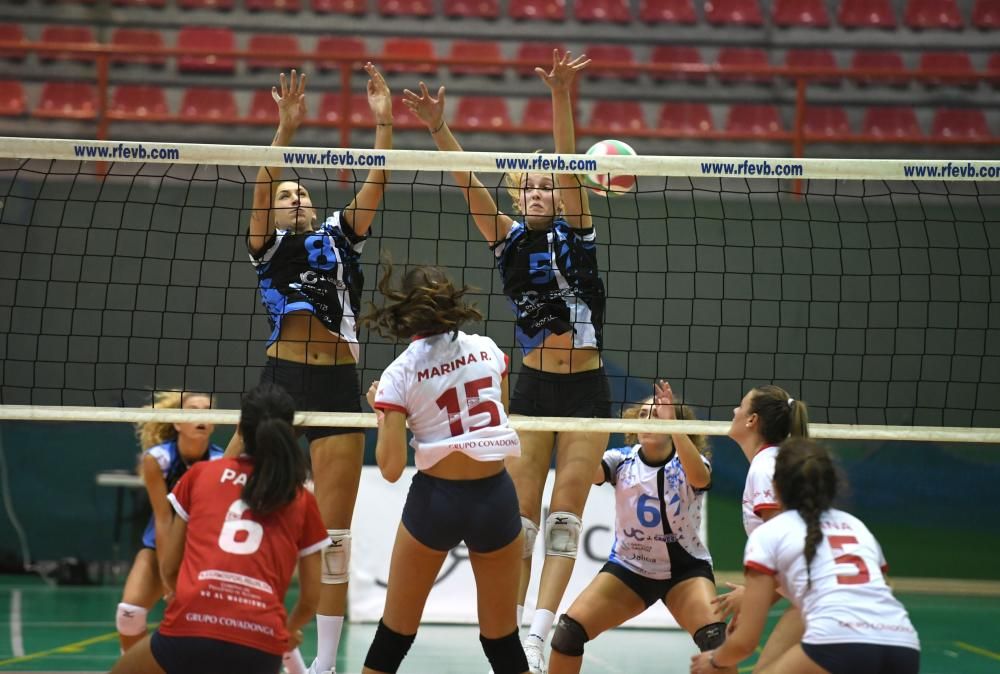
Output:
[515, 42, 566, 77]
[509, 0, 566, 21]
[590, 100, 647, 133]
[248, 89, 279, 124]
[247, 34, 302, 71]
[802, 105, 850, 137]
[112, 0, 167, 7]
[658, 102, 713, 135]
[39, 25, 95, 62]
[177, 27, 236, 73]
[521, 97, 553, 132]
[379, 0, 433, 16]
[35, 82, 97, 119]
[180, 88, 239, 122]
[838, 0, 896, 28]
[862, 106, 921, 138]
[178, 0, 235, 9]
[382, 38, 435, 74]
[449, 41, 504, 77]
[725, 104, 783, 135]
[246, 0, 301, 10]
[318, 92, 373, 126]
[705, 0, 762, 26]
[314, 36, 365, 72]
[0, 81, 26, 116]
[575, 0, 631, 24]
[111, 29, 166, 67]
[989, 52, 1000, 82]
[0, 23, 26, 61]
[772, 0, 829, 27]
[919, 51, 976, 87]
[638, 0, 695, 24]
[905, 0, 963, 30]
[784, 49, 838, 85]
[931, 108, 991, 139]
[973, 0, 1000, 29]
[109, 85, 170, 120]
[444, 0, 499, 19]
[585, 45, 637, 80]
[455, 96, 512, 129]
[650, 45, 704, 81]
[312, 0, 367, 13]
[850, 50, 908, 86]
[717, 47, 770, 84]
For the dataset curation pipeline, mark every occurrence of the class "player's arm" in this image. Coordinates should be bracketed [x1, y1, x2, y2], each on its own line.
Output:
[536, 50, 592, 230]
[249, 70, 308, 255]
[653, 380, 711, 489]
[691, 570, 774, 672]
[343, 63, 392, 237]
[158, 514, 187, 594]
[375, 411, 408, 482]
[140, 454, 173, 551]
[403, 82, 513, 245]
[287, 551, 321, 635]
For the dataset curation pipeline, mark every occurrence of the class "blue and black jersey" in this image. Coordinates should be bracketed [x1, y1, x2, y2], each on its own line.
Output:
[492, 219, 606, 354]
[141, 440, 224, 549]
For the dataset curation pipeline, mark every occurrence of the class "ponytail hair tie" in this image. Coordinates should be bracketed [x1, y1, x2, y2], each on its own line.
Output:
[787, 397, 795, 407]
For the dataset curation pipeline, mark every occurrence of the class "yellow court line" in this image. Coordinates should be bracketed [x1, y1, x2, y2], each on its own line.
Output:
[954, 641, 1000, 662]
[0, 630, 119, 667]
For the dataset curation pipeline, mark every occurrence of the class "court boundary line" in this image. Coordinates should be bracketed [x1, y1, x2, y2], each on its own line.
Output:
[954, 641, 1000, 662]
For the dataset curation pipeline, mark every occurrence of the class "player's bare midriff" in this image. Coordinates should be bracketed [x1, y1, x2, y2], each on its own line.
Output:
[422, 452, 506, 481]
[522, 332, 601, 374]
[266, 311, 356, 365]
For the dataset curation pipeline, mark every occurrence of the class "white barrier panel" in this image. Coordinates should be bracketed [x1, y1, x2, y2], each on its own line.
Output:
[349, 466, 708, 629]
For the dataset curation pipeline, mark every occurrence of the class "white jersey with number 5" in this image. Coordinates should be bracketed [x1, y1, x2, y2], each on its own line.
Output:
[744, 508, 919, 650]
[374, 331, 520, 470]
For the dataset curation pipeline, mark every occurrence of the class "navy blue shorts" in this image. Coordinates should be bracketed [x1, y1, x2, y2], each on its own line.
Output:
[150, 631, 282, 674]
[509, 366, 612, 418]
[600, 560, 715, 608]
[261, 357, 363, 440]
[801, 642, 920, 674]
[401, 470, 522, 553]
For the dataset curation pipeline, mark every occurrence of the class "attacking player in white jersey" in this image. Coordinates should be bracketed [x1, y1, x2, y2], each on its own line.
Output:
[549, 381, 734, 674]
[713, 385, 810, 672]
[359, 263, 528, 674]
[691, 438, 919, 674]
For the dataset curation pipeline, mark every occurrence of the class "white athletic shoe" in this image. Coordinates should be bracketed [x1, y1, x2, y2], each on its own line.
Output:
[305, 660, 334, 674]
[523, 640, 547, 674]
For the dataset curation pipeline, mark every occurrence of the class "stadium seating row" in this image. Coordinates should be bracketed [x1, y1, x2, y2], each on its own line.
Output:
[5, 23, 999, 85]
[5, 81, 992, 140]
[46, 0, 1000, 29]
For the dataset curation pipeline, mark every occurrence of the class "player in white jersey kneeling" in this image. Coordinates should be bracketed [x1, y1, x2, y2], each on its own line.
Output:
[691, 438, 920, 674]
[360, 262, 529, 674]
[548, 381, 734, 674]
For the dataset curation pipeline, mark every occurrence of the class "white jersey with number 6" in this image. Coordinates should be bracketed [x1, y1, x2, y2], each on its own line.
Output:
[744, 508, 919, 650]
[374, 331, 520, 470]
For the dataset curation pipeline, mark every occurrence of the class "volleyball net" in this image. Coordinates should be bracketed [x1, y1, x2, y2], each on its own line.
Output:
[1, 137, 1000, 444]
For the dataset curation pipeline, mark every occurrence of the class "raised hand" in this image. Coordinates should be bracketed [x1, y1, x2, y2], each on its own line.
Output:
[535, 49, 590, 93]
[365, 62, 392, 125]
[402, 82, 447, 131]
[652, 379, 676, 420]
[272, 69, 308, 131]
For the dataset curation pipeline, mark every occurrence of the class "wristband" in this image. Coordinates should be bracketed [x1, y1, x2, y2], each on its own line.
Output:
[431, 120, 445, 134]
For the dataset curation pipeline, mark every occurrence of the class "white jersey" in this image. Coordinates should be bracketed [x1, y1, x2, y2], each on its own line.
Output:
[742, 445, 779, 535]
[602, 444, 712, 580]
[744, 509, 920, 650]
[374, 331, 520, 471]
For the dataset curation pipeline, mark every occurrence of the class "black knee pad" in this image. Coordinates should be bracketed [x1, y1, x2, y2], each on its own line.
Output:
[363, 619, 416, 673]
[480, 628, 527, 674]
[550, 614, 589, 657]
[693, 622, 727, 652]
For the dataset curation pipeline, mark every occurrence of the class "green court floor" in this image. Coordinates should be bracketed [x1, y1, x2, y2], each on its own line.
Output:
[0, 576, 997, 673]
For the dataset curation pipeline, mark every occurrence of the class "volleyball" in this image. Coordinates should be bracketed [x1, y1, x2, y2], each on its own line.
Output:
[584, 139, 637, 196]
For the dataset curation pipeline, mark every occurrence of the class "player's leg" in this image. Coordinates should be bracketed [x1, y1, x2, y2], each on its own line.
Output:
[663, 575, 734, 673]
[505, 428, 554, 611]
[117, 548, 163, 652]
[361, 523, 448, 674]
[753, 606, 804, 673]
[109, 633, 165, 674]
[548, 570, 646, 674]
[757, 643, 829, 674]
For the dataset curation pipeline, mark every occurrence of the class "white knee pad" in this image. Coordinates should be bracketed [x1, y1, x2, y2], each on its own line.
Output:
[322, 529, 351, 585]
[116, 602, 148, 636]
[545, 511, 582, 559]
[521, 516, 539, 560]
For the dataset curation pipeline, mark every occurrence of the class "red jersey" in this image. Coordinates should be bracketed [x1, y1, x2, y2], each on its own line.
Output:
[161, 457, 328, 655]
